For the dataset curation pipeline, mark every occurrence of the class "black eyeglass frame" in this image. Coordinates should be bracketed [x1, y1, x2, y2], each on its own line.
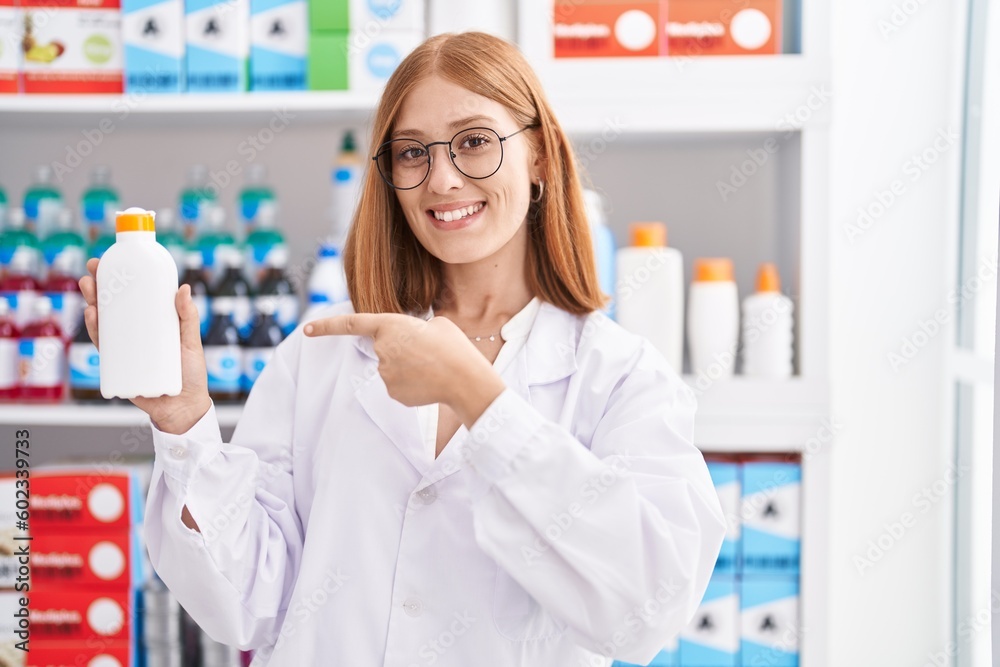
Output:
[371, 125, 536, 190]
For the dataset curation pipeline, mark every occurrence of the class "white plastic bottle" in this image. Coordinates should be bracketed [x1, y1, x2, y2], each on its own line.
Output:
[741, 262, 794, 378]
[614, 222, 684, 372]
[96, 208, 182, 399]
[304, 241, 349, 321]
[330, 131, 361, 250]
[687, 258, 739, 379]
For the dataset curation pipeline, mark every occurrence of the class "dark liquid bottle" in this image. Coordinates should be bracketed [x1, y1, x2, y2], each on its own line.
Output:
[212, 247, 253, 340]
[69, 302, 102, 401]
[180, 250, 212, 339]
[204, 298, 243, 403]
[257, 258, 298, 337]
[241, 298, 284, 399]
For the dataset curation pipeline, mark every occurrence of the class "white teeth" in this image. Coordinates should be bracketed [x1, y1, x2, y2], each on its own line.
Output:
[433, 203, 483, 222]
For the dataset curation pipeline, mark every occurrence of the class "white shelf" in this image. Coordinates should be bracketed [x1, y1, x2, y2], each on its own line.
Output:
[0, 378, 827, 452]
[0, 91, 380, 128]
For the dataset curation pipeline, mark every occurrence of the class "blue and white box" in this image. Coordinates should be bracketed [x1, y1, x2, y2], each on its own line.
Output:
[707, 461, 740, 573]
[612, 634, 678, 667]
[349, 0, 424, 31]
[250, 0, 307, 90]
[740, 575, 800, 667]
[679, 575, 738, 667]
[123, 0, 186, 92]
[740, 462, 801, 574]
[348, 29, 422, 92]
[185, 0, 249, 92]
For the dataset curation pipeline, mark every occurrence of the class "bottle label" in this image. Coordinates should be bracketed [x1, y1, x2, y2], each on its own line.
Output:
[205, 344, 242, 392]
[192, 294, 210, 338]
[0, 339, 18, 390]
[233, 296, 253, 338]
[275, 295, 299, 336]
[19, 336, 65, 388]
[47, 291, 83, 340]
[69, 342, 101, 389]
[242, 347, 274, 392]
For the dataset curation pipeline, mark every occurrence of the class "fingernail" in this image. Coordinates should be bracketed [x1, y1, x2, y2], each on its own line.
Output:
[304, 324, 313, 336]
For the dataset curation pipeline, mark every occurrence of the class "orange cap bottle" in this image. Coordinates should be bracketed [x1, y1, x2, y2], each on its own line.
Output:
[756, 262, 781, 292]
[693, 257, 734, 282]
[629, 222, 667, 247]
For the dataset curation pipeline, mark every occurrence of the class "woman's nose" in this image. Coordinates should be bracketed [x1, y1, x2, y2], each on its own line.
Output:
[426, 144, 465, 193]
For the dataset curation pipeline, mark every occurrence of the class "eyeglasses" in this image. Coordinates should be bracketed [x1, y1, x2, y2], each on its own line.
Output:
[372, 126, 534, 190]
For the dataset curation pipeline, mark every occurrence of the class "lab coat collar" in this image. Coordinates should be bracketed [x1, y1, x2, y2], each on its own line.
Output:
[353, 300, 579, 483]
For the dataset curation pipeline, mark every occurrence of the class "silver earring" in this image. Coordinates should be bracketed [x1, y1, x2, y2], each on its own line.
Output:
[531, 180, 545, 203]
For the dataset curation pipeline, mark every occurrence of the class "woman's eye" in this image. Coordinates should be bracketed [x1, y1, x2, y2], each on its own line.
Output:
[461, 134, 489, 150]
[398, 146, 426, 161]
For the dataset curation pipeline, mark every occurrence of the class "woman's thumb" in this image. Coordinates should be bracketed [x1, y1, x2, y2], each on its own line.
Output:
[176, 285, 203, 346]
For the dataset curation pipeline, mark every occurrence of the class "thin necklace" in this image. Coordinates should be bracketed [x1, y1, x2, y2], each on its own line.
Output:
[468, 332, 500, 343]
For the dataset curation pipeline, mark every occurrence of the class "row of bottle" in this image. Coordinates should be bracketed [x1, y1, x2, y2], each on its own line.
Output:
[0, 290, 295, 405]
[586, 193, 794, 379]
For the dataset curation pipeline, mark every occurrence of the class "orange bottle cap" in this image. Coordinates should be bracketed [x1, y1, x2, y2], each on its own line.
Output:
[756, 262, 781, 292]
[116, 207, 156, 233]
[693, 258, 734, 282]
[629, 222, 667, 247]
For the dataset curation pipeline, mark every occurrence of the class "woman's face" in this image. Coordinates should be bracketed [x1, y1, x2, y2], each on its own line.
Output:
[389, 75, 540, 265]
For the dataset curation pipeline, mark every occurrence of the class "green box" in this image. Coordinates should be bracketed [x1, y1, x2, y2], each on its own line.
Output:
[308, 32, 349, 90]
[309, 0, 350, 31]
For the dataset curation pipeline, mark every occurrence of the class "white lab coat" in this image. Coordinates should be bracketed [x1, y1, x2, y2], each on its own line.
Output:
[144, 299, 726, 667]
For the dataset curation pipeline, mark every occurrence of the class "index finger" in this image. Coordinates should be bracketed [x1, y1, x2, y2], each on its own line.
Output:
[304, 313, 391, 338]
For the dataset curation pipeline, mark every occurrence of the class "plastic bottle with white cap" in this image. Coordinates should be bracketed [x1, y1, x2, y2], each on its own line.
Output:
[740, 262, 794, 378]
[96, 207, 182, 399]
[687, 258, 739, 379]
[614, 222, 684, 372]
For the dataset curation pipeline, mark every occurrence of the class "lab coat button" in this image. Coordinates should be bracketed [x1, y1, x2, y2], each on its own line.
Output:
[169, 446, 186, 460]
[417, 487, 436, 504]
[402, 598, 423, 617]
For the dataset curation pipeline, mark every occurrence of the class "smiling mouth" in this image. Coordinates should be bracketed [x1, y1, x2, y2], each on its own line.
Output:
[429, 202, 485, 223]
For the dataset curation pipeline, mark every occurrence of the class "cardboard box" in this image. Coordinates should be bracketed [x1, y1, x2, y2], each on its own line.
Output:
[740, 462, 800, 574]
[23, 529, 144, 590]
[739, 575, 799, 667]
[679, 574, 739, 666]
[707, 460, 740, 573]
[122, 0, 186, 93]
[347, 29, 421, 92]
[20, 0, 123, 94]
[308, 0, 346, 31]
[26, 641, 133, 667]
[185, 0, 249, 92]
[250, 0, 307, 90]
[29, 470, 144, 532]
[28, 587, 134, 643]
[0, 0, 20, 93]
[349, 0, 423, 32]
[553, 2, 660, 58]
[307, 30, 347, 90]
[665, 0, 782, 56]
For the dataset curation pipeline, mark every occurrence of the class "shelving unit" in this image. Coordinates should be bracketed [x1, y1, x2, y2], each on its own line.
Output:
[0, 2, 832, 663]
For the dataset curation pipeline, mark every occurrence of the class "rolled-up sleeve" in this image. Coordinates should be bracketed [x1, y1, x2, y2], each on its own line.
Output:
[462, 341, 726, 665]
[143, 334, 304, 651]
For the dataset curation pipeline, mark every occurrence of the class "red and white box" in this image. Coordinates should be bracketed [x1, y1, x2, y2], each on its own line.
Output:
[664, 0, 782, 56]
[27, 640, 133, 667]
[29, 530, 135, 590]
[0, 0, 20, 93]
[29, 470, 142, 532]
[20, 0, 123, 93]
[27, 587, 133, 642]
[553, 1, 661, 58]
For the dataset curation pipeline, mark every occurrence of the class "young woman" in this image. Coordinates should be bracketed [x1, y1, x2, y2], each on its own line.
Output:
[80, 31, 725, 667]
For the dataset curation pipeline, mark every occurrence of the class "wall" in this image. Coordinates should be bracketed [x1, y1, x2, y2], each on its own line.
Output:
[828, 0, 965, 664]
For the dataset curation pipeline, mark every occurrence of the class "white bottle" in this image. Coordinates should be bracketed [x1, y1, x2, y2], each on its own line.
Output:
[741, 263, 794, 378]
[304, 241, 349, 321]
[614, 222, 684, 372]
[96, 208, 182, 399]
[687, 258, 739, 379]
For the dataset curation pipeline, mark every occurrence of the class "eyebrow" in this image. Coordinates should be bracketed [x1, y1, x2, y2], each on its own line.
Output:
[391, 115, 499, 139]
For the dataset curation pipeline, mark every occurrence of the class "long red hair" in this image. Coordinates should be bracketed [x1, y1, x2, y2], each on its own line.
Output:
[343, 31, 607, 315]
